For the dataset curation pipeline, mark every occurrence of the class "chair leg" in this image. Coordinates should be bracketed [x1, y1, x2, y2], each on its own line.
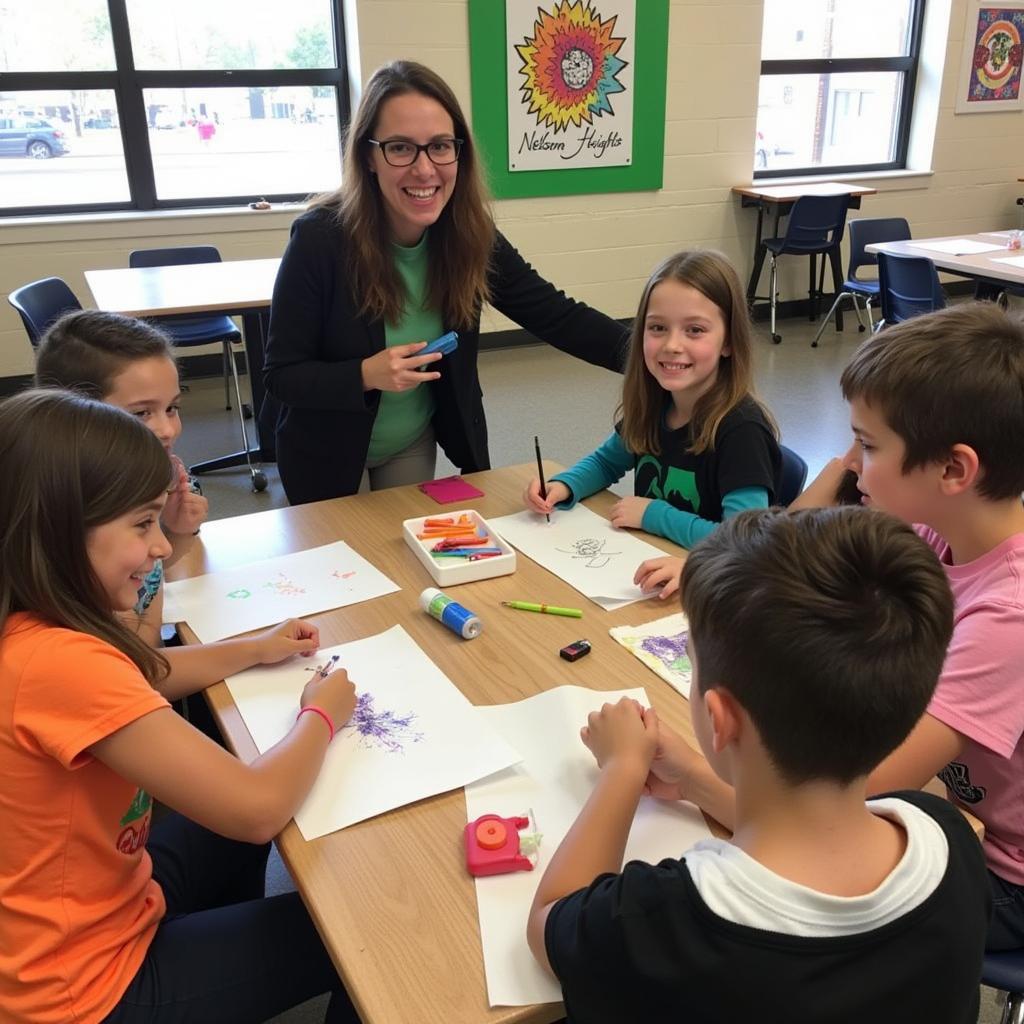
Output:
[811, 292, 850, 348]
[807, 254, 817, 321]
[769, 256, 780, 344]
[999, 989, 1024, 1024]
[226, 343, 255, 465]
[222, 344, 232, 411]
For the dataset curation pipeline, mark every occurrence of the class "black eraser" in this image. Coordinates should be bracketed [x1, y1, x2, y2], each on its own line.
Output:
[560, 639, 591, 662]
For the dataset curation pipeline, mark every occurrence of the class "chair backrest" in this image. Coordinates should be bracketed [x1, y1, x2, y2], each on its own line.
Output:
[780, 194, 851, 252]
[8, 277, 83, 348]
[778, 444, 809, 506]
[877, 252, 945, 326]
[129, 245, 223, 269]
[847, 217, 911, 281]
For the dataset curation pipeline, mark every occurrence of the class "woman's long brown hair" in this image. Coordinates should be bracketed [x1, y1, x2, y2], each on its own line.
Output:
[0, 389, 172, 685]
[618, 250, 777, 456]
[311, 60, 495, 328]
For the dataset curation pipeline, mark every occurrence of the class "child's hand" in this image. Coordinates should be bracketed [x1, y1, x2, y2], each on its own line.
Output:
[254, 619, 321, 664]
[634, 556, 685, 599]
[642, 707, 707, 802]
[609, 495, 652, 530]
[301, 667, 357, 729]
[523, 478, 570, 516]
[580, 697, 657, 777]
[162, 456, 209, 535]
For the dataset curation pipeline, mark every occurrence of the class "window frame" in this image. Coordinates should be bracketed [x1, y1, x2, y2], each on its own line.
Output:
[0, 0, 350, 217]
[754, 0, 927, 179]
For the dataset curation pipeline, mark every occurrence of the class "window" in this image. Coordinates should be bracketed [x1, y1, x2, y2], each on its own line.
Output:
[0, 0, 348, 215]
[754, 0, 926, 177]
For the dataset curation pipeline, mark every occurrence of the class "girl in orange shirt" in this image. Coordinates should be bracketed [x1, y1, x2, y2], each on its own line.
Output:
[0, 389, 358, 1023]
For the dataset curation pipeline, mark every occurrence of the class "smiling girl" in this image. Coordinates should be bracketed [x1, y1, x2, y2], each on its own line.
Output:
[264, 59, 629, 506]
[524, 250, 781, 570]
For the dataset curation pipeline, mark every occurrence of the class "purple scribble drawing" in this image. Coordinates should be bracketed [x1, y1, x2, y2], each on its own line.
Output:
[341, 692, 423, 754]
[557, 537, 621, 568]
[640, 632, 690, 675]
[263, 572, 306, 596]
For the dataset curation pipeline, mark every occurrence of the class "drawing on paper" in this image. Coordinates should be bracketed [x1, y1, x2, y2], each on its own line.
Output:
[640, 631, 689, 676]
[331, 570, 356, 581]
[515, 1, 628, 132]
[226, 588, 251, 600]
[609, 613, 692, 697]
[557, 537, 622, 568]
[263, 572, 306, 597]
[342, 692, 423, 754]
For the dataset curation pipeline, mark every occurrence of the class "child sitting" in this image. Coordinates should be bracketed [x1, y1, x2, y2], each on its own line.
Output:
[528, 506, 989, 1023]
[523, 250, 781, 549]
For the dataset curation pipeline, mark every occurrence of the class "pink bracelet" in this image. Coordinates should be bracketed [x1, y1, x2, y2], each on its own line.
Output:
[297, 705, 335, 741]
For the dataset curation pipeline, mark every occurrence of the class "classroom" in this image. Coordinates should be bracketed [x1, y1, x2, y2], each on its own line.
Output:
[2, 2, 1024, 1023]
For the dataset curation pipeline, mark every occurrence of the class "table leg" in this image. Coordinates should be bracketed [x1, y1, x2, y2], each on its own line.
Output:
[745, 201, 767, 304]
[828, 246, 844, 331]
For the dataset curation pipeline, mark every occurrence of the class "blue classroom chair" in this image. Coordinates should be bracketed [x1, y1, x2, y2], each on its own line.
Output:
[983, 948, 1024, 1024]
[8, 277, 82, 348]
[778, 444, 808, 506]
[877, 251, 946, 327]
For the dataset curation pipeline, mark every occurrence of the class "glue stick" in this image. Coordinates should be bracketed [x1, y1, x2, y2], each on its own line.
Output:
[420, 587, 482, 639]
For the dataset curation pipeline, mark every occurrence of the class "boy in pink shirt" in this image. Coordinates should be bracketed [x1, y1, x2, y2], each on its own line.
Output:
[661, 302, 1024, 949]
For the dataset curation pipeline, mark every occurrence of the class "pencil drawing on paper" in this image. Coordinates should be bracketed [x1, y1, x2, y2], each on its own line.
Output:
[557, 537, 622, 568]
[331, 570, 357, 581]
[263, 572, 306, 597]
[342, 692, 423, 754]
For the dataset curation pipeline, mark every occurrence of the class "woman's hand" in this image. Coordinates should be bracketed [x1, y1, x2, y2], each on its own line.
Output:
[634, 555, 685, 599]
[361, 341, 442, 393]
[523, 478, 570, 516]
[301, 666, 358, 729]
[253, 619, 321, 664]
[580, 697, 658, 777]
[609, 495, 652, 530]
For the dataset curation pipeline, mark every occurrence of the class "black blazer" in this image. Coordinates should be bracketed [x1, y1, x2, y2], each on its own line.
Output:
[264, 208, 629, 505]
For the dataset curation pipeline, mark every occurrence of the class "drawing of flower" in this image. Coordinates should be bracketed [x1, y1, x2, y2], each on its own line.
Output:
[515, 1, 628, 133]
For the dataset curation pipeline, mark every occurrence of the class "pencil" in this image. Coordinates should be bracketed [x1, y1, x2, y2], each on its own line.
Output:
[534, 435, 550, 523]
[501, 601, 583, 618]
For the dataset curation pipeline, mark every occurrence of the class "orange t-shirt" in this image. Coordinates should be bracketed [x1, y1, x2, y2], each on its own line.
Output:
[0, 613, 169, 1024]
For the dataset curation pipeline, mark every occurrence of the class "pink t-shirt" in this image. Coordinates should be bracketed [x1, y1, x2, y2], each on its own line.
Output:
[918, 526, 1024, 884]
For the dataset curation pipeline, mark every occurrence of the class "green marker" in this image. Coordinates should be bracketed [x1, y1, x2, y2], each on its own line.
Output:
[501, 600, 583, 618]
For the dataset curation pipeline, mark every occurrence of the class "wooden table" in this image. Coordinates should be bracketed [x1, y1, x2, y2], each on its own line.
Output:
[865, 231, 1024, 292]
[166, 463, 692, 1024]
[85, 258, 282, 473]
[733, 181, 878, 307]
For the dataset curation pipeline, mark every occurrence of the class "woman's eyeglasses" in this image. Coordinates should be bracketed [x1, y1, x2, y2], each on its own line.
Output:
[369, 138, 464, 167]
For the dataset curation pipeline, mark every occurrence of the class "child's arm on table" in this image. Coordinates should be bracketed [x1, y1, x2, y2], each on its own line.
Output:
[788, 457, 848, 511]
[90, 665, 357, 844]
[868, 714, 965, 794]
[155, 619, 322, 702]
[527, 698, 657, 973]
[615, 487, 769, 548]
[524, 432, 634, 516]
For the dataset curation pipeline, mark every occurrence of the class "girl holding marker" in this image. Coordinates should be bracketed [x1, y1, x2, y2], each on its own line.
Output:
[524, 250, 782, 590]
[0, 389, 357, 1024]
[265, 59, 629, 506]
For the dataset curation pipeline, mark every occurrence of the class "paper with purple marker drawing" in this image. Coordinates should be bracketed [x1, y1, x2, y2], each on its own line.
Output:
[224, 625, 521, 839]
[609, 612, 692, 698]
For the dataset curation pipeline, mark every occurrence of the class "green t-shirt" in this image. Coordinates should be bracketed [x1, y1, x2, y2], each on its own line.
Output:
[366, 233, 441, 463]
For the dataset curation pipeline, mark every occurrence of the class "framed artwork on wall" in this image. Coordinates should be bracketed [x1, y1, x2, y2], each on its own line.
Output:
[955, 1, 1024, 113]
[468, 0, 669, 198]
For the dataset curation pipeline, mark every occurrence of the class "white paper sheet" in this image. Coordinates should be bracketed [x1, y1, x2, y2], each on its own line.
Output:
[163, 541, 399, 642]
[991, 254, 1024, 268]
[487, 506, 665, 610]
[609, 612, 693, 698]
[465, 685, 712, 1007]
[913, 239, 1006, 255]
[225, 625, 522, 839]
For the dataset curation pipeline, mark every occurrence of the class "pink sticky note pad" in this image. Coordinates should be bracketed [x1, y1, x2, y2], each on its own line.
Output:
[419, 475, 485, 504]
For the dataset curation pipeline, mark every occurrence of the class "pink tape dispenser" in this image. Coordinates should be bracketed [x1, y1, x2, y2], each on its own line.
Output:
[465, 811, 541, 877]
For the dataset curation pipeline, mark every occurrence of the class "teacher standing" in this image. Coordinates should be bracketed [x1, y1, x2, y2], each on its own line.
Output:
[264, 60, 629, 506]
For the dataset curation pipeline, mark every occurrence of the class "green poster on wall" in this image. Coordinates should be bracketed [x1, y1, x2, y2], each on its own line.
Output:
[468, 0, 669, 199]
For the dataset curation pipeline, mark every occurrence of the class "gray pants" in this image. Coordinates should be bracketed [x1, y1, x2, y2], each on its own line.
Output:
[359, 424, 437, 493]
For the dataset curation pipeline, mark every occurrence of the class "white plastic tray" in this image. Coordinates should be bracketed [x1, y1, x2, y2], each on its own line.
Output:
[402, 509, 516, 586]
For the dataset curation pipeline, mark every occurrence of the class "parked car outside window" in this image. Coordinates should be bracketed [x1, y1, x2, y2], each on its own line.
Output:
[0, 118, 71, 159]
